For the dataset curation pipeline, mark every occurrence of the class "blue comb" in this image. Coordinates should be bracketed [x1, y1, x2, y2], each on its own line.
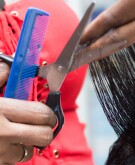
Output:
[4, 7, 49, 100]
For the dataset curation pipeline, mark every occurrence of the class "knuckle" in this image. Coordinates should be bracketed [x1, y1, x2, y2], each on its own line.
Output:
[33, 102, 45, 112]
[102, 11, 116, 27]
[34, 102, 54, 125]
[34, 102, 47, 115]
[42, 109, 56, 128]
[106, 29, 121, 44]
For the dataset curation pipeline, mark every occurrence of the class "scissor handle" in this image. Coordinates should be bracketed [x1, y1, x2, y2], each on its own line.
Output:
[46, 92, 64, 139]
[37, 91, 64, 150]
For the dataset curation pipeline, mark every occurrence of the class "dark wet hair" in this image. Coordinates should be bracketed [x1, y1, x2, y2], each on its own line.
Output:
[105, 136, 135, 165]
[89, 44, 135, 165]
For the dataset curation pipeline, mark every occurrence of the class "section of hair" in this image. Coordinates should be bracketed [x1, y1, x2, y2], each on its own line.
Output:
[105, 136, 135, 165]
[89, 44, 135, 164]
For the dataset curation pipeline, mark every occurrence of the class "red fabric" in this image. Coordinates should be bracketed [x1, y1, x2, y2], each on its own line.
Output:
[0, 0, 94, 164]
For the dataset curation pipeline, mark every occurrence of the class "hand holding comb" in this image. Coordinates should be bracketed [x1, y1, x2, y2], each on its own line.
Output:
[0, 3, 96, 149]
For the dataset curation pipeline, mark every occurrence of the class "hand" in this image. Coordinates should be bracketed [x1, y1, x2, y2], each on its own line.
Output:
[0, 62, 57, 164]
[80, 0, 135, 61]
[0, 98, 56, 164]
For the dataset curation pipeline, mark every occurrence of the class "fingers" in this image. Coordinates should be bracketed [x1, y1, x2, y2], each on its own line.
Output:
[86, 19, 135, 61]
[0, 114, 53, 146]
[0, 62, 10, 87]
[0, 97, 55, 147]
[0, 113, 54, 147]
[0, 97, 57, 128]
[81, 0, 135, 44]
[69, 16, 135, 71]
[8, 123, 53, 146]
[0, 143, 33, 164]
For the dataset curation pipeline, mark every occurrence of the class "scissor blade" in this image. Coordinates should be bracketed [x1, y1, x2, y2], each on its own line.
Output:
[69, 40, 128, 72]
[55, 2, 95, 71]
[39, 2, 95, 92]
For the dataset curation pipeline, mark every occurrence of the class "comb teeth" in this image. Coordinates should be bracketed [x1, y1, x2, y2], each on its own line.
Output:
[4, 8, 49, 100]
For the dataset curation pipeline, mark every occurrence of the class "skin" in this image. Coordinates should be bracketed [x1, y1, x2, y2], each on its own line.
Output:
[80, 0, 135, 62]
[0, 62, 57, 164]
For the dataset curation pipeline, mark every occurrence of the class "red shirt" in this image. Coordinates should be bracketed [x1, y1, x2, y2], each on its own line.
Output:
[1, 0, 94, 164]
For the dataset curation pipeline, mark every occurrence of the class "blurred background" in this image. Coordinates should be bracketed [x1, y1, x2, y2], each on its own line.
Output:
[64, 0, 117, 165]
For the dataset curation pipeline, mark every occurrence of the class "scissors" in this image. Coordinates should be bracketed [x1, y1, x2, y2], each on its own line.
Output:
[0, 2, 95, 149]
